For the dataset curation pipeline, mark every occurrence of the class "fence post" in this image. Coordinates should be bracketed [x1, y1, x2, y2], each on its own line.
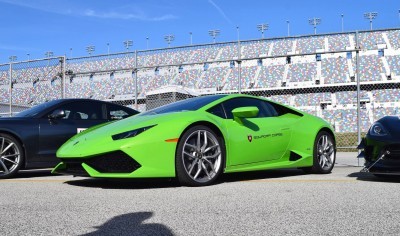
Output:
[134, 50, 138, 110]
[9, 63, 12, 116]
[62, 56, 66, 99]
[355, 30, 361, 166]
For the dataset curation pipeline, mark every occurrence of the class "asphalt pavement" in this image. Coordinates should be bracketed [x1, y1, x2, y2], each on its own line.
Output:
[2, 153, 400, 236]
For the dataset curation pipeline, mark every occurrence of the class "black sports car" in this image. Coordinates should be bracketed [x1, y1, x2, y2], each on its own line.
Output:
[358, 116, 400, 176]
[0, 99, 139, 178]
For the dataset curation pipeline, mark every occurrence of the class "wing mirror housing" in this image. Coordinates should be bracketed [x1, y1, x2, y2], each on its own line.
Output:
[232, 106, 259, 124]
[48, 109, 66, 119]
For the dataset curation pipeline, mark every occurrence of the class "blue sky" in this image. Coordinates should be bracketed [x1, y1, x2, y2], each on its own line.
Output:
[0, 0, 399, 63]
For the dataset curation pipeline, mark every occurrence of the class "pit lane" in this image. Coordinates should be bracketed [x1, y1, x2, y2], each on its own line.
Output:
[1, 153, 400, 236]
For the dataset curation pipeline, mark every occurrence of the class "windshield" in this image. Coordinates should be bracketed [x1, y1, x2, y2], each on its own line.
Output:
[139, 95, 226, 116]
[13, 100, 61, 117]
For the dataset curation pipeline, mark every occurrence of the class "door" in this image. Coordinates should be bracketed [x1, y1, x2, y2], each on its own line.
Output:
[38, 101, 106, 162]
[220, 98, 293, 166]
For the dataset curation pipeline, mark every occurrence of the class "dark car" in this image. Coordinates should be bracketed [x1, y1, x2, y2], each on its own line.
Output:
[358, 116, 400, 176]
[0, 99, 139, 178]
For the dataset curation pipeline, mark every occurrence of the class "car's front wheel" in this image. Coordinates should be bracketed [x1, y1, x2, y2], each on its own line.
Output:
[0, 133, 24, 179]
[176, 125, 225, 187]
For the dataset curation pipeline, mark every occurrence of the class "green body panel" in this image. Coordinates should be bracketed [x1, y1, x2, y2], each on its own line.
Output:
[54, 94, 334, 178]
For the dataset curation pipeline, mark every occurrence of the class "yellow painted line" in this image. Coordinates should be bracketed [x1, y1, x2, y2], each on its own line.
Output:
[242, 179, 357, 183]
[0, 179, 68, 183]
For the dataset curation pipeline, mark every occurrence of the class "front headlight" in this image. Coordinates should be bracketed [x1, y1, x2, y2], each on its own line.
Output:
[112, 125, 156, 140]
[369, 122, 388, 136]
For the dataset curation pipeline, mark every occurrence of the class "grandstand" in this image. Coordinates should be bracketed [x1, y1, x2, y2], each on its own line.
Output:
[1, 28, 400, 147]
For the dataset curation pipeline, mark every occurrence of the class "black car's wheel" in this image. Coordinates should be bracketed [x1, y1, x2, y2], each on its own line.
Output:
[0, 133, 24, 179]
[176, 125, 225, 187]
[304, 131, 336, 174]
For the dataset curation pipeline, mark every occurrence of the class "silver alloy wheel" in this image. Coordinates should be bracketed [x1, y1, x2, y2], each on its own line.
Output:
[0, 136, 21, 176]
[182, 130, 222, 183]
[317, 134, 335, 170]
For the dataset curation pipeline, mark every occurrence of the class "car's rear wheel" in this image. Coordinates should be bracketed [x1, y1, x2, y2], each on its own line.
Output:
[304, 131, 335, 174]
[0, 133, 24, 179]
[176, 125, 225, 187]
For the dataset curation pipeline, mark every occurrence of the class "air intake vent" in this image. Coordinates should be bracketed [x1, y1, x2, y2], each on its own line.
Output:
[289, 151, 302, 161]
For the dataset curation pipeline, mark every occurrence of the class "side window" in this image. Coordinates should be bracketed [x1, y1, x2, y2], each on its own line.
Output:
[263, 101, 279, 117]
[207, 104, 226, 119]
[50, 101, 103, 120]
[107, 104, 135, 120]
[222, 98, 277, 119]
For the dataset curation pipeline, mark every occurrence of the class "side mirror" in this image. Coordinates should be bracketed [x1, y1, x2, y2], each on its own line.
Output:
[48, 109, 66, 119]
[232, 106, 259, 124]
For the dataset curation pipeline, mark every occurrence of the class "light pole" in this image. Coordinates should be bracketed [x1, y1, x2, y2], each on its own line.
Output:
[123, 40, 133, 52]
[257, 23, 269, 39]
[208, 29, 220, 43]
[146, 37, 149, 50]
[189, 32, 193, 45]
[364, 12, 378, 30]
[341, 14, 344, 32]
[287, 20, 290, 36]
[9, 56, 17, 62]
[308, 17, 321, 34]
[164, 34, 175, 48]
[45, 51, 54, 58]
[69, 48, 72, 58]
[27, 53, 30, 60]
[107, 43, 110, 55]
[86, 45, 95, 55]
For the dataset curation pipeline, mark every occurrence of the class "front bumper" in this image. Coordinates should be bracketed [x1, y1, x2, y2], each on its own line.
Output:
[359, 138, 400, 174]
[52, 150, 142, 177]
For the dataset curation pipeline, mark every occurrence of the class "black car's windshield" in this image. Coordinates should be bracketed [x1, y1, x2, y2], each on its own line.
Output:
[13, 100, 61, 117]
[140, 95, 226, 116]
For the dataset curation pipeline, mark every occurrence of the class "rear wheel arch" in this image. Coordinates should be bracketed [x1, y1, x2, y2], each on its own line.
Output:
[0, 132, 26, 178]
[0, 130, 26, 167]
[319, 127, 336, 146]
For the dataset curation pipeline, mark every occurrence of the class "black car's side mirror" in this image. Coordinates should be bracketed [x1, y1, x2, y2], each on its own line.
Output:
[48, 109, 66, 119]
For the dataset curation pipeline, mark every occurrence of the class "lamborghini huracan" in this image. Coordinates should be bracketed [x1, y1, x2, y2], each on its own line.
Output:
[53, 94, 336, 186]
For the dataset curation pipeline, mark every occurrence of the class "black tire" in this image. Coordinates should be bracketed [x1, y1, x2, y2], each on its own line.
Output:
[0, 133, 24, 179]
[304, 131, 336, 174]
[175, 125, 225, 187]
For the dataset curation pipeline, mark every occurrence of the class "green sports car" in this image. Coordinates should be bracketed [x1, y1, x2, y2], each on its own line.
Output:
[53, 94, 336, 186]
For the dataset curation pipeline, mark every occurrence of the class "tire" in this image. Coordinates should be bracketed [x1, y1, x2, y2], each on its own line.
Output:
[175, 125, 225, 187]
[304, 131, 336, 174]
[0, 133, 24, 179]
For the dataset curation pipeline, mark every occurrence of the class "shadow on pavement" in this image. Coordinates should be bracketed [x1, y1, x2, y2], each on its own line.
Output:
[13, 169, 54, 179]
[220, 168, 307, 183]
[65, 169, 307, 189]
[65, 178, 180, 189]
[348, 171, 400, 183]
[81, 212, 174, 236]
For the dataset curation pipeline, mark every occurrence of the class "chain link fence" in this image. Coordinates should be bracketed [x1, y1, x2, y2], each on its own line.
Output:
[2, 28, 400, 150]
[0, 57, 64, 116]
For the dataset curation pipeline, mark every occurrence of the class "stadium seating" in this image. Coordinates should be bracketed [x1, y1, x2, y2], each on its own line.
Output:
[321, 57, 349, 84]
[1, 28, 399, 135]
[357, 55, 384, 82]
[327, 34, 351, 51]
[296, 36, 324, 54]
[387, 30, 400, 50]
[256, 65, 285, 88]
[358, 31, 385, 50]
[287, 62, 317, 82]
